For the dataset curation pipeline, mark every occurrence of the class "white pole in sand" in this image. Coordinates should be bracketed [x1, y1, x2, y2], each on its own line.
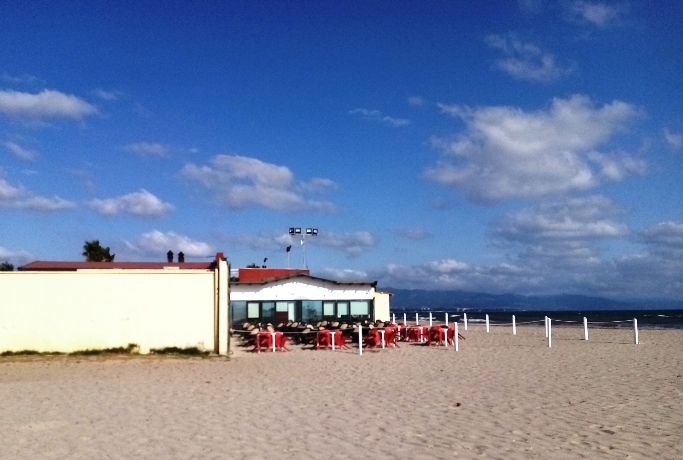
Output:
[584, 317, 588, 341]
[392, 313, 396, 324]
[634, 318, 639, 345]
[358, 325, 363, 355]
[429, 312, 433, 327]
[545, 316, 549, 338]
[464, 313, 468, 331]
[512, 315, 516, 335]
[548, 319, 552, 348]
[486, 314, 490, 333]
[403, 313, 407, 325]
[272, 332, 277, 352]
[331, 331, 336, 351]
[416, 313, 419, 325]
[445, 313, 449, 327]
[455, 322, 459, 352]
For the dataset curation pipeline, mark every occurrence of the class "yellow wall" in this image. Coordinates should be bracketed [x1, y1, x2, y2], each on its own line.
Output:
[0, 270, 216, 354]
[374, 291, 391, 322]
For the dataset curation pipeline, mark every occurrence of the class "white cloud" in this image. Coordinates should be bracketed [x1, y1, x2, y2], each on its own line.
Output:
[123, 142, 169, 156]
[0, 175, 75, 211]
[408, 96, 425, 107]
[492, 196, 627, 243]
[230, 232, 294, 252]
[321, 267, 370, 281]
[571, 1, 626, 28]
[1, 73, 44, 85]
[181, 154, 336, 212]
[314, 230, 377, 257]
[0, 89, 98, 119]
[124, 230, 214, 258]
[349, 108, 411, 127]
[426, 94, 643, 203]
[641, 221, 683, 251]
[0, 246, 33, 267]
[664, 129, 683, 151]
[92, 88, 122, 101]
[3, 141, 36, 161]
[485, 34, 574, 82]
[89, 189, 174, 217]
[395, 227, 433, 240]
[379, 259, 541, 292]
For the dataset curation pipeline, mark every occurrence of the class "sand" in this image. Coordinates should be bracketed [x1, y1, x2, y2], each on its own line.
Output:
[2, 324, 682, 459]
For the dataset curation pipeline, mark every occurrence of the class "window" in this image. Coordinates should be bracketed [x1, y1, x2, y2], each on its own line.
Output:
[323, 301, 335, 317]
[337, 302, 349, 316]
[350, 300, 370, 320]
[302, 300, 323, 323]
[262, 302, 275, 322]
[247, 302, 260, 319]
[231, 301, 247, 325]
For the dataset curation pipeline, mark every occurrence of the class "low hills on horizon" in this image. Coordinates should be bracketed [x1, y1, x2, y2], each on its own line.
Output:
[380, 287, 683, 311]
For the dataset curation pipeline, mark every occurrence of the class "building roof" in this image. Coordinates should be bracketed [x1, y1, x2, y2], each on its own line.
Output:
[237, 267, 309, 282]
[234, 272, 377, 287]
[19, 261, 215, 271]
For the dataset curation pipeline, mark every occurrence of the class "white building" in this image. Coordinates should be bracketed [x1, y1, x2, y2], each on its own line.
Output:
[230, 268, 387, 325]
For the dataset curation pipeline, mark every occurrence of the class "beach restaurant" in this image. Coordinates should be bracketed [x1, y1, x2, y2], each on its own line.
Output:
[0, 254, 389, 355]
[230, 267, 389, 326]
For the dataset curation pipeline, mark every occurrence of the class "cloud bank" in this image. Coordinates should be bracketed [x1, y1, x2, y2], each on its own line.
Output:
[425, 94, 644, 203]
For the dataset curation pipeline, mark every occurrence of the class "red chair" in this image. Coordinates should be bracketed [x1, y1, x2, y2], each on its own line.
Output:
[428, 326, 445, 346]
[407, 326, 427, 342]
[446, 324, 466, 344]
[384, 326, 400, 348]
[333, 330, 350, 350]
[315, 329, 332, 350]
[363, 328, 381, 348]
[277, 332, 291, 351]
[252, 331, 274, 352]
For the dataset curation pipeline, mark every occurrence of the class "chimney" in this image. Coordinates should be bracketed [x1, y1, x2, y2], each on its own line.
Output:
[167, 250, 174, 263]
[178, 251, 185, 263]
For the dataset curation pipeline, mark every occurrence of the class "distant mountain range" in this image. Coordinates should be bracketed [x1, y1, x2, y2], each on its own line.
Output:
[380, 288, 683, 311]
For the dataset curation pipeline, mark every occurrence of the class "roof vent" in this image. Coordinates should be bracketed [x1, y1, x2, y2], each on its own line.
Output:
[178, 251, 185, 263]
[167, 250, 173, 263]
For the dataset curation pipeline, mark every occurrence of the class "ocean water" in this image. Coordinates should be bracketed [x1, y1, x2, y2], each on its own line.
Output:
[389, 309, 683, 330]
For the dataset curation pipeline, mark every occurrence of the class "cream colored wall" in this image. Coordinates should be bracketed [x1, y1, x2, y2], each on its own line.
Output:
[0, 270, 216, 354]
[373, 292, 391, 322]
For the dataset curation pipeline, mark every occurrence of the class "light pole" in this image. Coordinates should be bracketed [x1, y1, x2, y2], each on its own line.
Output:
[288, 227, 317, 269]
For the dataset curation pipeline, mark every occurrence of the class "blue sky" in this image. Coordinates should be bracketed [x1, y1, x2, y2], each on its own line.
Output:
[1, 0, 682, 300]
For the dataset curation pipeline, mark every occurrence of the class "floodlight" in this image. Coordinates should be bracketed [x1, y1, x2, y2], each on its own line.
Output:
[294, 228, 302, 234]
[289, 228, 295, 235]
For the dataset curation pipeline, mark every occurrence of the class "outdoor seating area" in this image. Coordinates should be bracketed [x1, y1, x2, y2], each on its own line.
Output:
[232, 320, 464, 353]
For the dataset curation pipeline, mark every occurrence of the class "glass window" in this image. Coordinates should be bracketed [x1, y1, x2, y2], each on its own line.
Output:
[231, 301, 247, 325]
[350, 301, 369, 316]
[337, 302, 349, 316]
[247, 302, 260, 319]
[276, 302, 289, 312]
[302, 300, 323, 323]
[262, 302, 275, 321]
[323, 301, 335, 316]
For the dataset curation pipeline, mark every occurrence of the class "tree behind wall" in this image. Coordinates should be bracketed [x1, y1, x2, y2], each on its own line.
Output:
[82, 240, 115, 262]
[0, 261, 14, 271]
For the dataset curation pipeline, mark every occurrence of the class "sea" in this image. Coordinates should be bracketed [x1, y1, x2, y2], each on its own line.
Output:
[389, 308, 683, 330]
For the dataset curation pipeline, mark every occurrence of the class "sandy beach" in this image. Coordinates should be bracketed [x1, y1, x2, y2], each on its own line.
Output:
[2, 324, 682, 459]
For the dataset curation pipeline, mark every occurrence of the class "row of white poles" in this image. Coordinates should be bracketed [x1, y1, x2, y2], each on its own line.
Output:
[388, 313, 640, 350]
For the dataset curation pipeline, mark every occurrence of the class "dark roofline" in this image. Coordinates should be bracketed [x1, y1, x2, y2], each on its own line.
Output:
[234, 272, 377, 287]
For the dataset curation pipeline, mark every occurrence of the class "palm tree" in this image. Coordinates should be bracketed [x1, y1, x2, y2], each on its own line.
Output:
[82, 240, 115, 262]
[0, 261, 14, 271]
